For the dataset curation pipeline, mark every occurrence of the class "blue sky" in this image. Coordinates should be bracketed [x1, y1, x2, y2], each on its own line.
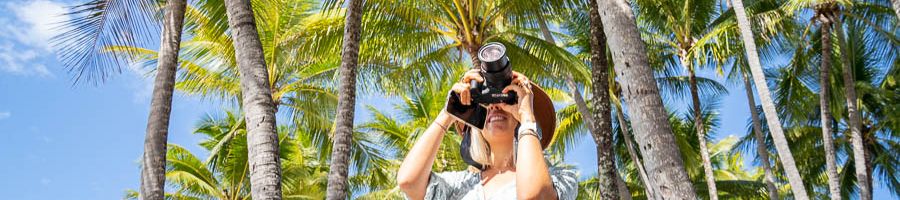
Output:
[0, 0, 894, 199]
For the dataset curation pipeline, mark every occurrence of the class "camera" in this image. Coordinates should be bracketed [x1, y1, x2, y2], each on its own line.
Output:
[469, 42, 518, 104]
[447, 42, 517, 131]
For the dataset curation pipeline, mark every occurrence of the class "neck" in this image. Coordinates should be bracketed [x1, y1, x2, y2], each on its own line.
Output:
[488, 138, 515, 171]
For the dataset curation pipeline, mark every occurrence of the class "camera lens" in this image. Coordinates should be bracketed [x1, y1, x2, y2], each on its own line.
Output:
[475, 42, 512, 96]
[478, 43, 506, 62]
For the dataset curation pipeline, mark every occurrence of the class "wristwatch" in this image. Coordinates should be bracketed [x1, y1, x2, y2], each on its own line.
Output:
[517, 121, 541, 141]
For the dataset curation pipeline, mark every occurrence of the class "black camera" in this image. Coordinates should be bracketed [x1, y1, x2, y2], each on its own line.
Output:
[469, 42, 518, 105]
[447, 42, 517, 131]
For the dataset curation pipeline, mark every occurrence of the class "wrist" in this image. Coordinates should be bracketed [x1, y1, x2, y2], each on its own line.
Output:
[517, 122, 541, 141]
[518, 110, 535, 122]
[436, 111, 454, 128]
[518, 99, 534, 120]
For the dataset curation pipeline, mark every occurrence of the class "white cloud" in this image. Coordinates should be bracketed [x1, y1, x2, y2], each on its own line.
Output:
[9, 0, 69, 50]
[0, 111, 10, 120]
[0, 0, 68, 77]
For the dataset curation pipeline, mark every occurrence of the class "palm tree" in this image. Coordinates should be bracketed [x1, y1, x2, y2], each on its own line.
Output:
[53, 0, 157, 83]
[738, 62, 782, 199]
[593, 0, 698, 198]
[834, 11, 870, 200]
[725, 0, 813, 198]
[223, 0, 283, 198]
[355, 65, 473, 198]
[781, 0, 899, 197]
[106, 1, 398, 196]
[816, 8, 844, 199]
[138, 0, 187, 199]
[124, 112, 331, 199]
[584, 102, 770, 199]
[326, 0, 365, 198]
[584, 0, 622, 198]
[631, 0, 756, 195]
[744, 14, 899, 198]
[52, 0, 181, 199]
[612, 98, 659, 199]
[556, 7, 703, 197]
[343, 0, 587, 94]
[672, 100, 770, 199]
[533, 2, 621, 198]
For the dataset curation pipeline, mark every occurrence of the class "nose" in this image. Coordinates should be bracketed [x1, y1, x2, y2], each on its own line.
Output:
[487, 104, 502, 111]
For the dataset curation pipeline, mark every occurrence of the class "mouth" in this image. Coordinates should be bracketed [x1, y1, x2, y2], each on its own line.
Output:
[487, 110, 509, 123]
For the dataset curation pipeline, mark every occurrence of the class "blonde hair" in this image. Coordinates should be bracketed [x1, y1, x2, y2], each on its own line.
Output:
[467, 125, 515, 171]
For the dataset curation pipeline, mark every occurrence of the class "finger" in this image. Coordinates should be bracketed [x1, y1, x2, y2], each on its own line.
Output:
[462, 71, 484, 83]
[451, 83, 466, 94]
[462, 85, 471, 105]
[502, 84, 524, 95]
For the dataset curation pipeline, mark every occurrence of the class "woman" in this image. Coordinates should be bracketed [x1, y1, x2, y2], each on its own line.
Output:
[396, 69, 578, 200]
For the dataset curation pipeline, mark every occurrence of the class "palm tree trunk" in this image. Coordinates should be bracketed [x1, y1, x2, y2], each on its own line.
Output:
[864, 141, 874, 200]
[594, 0, 697, 198]
[731, 0, 810, 198]
[614, 100, 658, 199]
[892, 0, 900, 20]
[834, 14, 872, 200]
[326, 0, 364, 199]
[685, 60, 718, 200]
[139, 0, 185, 199]
[614, 172, 633, 200]
[224, 0, 283, 199]
[741, 72, 781, 200]
[537, 6, 621, 199]
[816, 15, 844, 200]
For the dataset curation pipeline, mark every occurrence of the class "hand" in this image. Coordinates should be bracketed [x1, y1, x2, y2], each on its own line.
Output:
[450, 69, 484, 106]
[499, 71, 535, 123]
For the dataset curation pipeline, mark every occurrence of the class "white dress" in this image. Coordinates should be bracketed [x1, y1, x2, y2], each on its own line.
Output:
[415, 167, 578, 200]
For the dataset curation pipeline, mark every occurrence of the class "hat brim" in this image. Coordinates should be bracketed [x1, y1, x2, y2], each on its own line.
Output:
[531, 84, 556, 149]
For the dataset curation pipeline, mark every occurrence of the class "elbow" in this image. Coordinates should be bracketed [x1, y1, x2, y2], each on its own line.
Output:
[517, 186, 556, 200]
[397, 174, 426, 200]
[518, 192, 542, 200]
[396, 172, 417, 191]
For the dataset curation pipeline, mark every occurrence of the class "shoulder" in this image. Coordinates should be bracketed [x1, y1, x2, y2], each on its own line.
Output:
[548, 167, 578, 179]
[432, 170, 480, 187]
[420, 171, 480, 200]
[548, 167, 579, 200]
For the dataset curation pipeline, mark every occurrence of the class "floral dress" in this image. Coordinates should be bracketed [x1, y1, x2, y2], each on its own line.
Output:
[413, 167, 578, 200]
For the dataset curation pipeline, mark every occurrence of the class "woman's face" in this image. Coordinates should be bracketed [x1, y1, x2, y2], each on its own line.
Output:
[481, 104, 518, 144]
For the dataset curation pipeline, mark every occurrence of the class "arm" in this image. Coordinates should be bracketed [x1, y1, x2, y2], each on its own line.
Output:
[399, 69, 483, 199]
[515, 120, 557, 200]
[503, 72, 557, 200]
[396, 111, 454, 199]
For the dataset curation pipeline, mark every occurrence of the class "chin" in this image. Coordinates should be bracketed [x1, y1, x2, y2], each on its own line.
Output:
[484, 122, 516, 138]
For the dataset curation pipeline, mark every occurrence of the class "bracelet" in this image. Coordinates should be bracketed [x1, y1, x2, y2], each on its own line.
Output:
[517, 129, 541, 141]
[517, 121, 540, 140]
[434, 121, 449, 131]
[516, 130, 541, 141]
